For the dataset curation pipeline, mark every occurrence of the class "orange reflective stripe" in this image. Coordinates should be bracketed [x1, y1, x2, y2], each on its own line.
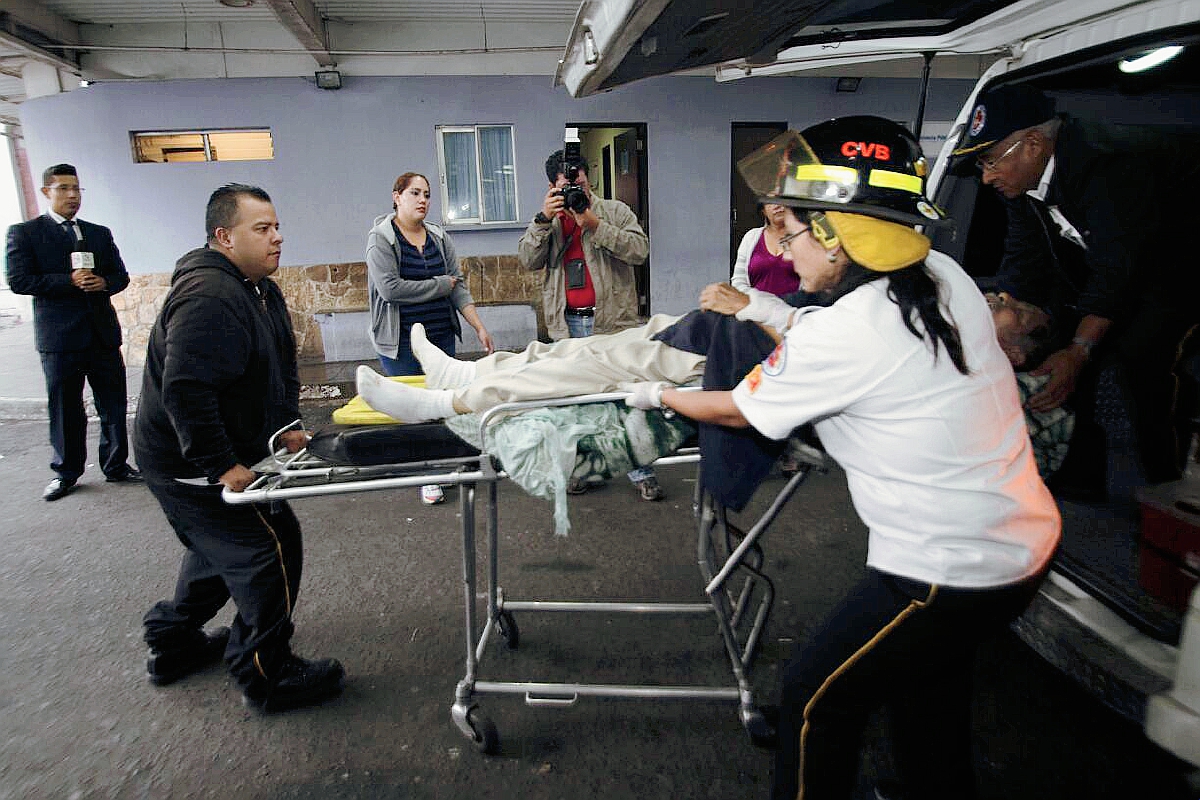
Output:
[796, 584, 939, 800]
[254, 506, 293, 616]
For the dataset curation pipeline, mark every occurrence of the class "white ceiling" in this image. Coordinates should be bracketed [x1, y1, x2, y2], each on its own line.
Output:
[0, 1, 994, 128]
[0, 0, 585, 125]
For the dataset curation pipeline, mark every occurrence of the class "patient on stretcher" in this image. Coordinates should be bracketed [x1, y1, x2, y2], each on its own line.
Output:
[355, 313, 706, 422]
[350, 288, 1067, 534]
[356, 291, 1060, 430]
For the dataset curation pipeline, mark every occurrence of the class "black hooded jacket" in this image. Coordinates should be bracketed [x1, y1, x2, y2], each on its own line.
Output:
[133, 246, 299, 481]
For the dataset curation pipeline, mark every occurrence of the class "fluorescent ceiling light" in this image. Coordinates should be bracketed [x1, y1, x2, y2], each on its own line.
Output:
[1118, 45, 1183, 73]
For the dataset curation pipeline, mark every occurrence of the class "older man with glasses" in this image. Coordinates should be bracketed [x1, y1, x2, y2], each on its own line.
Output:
[5, 163, 142, 501]
[951, 83, 1200, 501]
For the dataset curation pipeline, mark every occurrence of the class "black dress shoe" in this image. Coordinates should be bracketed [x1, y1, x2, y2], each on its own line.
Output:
[147, 626, 231, 686]
[106, 467, 144, 483]
[43, 477, 78, 501]
[242, 654, 345, 713]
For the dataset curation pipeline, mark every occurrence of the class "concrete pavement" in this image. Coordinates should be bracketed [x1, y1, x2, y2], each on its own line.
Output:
[0, 291, 76, 421]
[0, 419, 1191, 799]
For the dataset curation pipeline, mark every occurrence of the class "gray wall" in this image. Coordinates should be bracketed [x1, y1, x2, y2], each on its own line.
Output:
[18, 74, 975, 316]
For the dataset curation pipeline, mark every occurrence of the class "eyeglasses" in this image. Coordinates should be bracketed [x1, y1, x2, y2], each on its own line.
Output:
[975, 139, 1023, 173]
[778, 227, 810, 249]
[47, 185, 84, 194]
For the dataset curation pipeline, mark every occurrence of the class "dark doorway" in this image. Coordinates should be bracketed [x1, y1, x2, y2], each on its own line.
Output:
[601, 145, 613, 200]
[576, 123, 650, 316]
[730, 122, 788, 275]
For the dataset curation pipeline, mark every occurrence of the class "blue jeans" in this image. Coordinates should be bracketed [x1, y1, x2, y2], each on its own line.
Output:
[379, 327, 456, 377]
[565, 311, 594, 338]
[566, 311, 650, 486]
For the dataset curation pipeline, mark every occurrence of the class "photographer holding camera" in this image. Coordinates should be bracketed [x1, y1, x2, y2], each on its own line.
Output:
[518, 139, 660, 499]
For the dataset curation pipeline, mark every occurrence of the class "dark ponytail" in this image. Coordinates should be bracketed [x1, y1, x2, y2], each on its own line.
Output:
[887, 265, 970, 375]
[824, 261, 970, 375]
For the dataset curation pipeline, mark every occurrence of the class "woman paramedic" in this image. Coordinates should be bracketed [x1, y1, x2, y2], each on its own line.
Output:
[624, 117, 1061, 800]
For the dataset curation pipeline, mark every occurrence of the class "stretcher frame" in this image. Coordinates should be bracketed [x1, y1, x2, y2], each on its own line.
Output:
[224, 393, 827, 753]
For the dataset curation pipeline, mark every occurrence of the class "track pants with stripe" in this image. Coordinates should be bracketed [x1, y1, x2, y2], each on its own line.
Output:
[142, 478, 302, 687]
[771, 567, 1046, 800]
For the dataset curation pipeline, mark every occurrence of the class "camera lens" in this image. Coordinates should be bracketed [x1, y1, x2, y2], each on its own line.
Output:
[562, 185, 589, 213]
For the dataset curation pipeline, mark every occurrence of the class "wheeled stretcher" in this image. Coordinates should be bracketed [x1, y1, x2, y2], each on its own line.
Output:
[224, 392, 828, 753]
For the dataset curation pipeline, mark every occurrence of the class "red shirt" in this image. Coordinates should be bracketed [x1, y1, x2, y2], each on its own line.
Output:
[561, 215, 596, 309]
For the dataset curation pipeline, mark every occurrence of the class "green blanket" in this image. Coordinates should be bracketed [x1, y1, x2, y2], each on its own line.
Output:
[1016, 372, 1074, 479]
[446, 402, 694, 535]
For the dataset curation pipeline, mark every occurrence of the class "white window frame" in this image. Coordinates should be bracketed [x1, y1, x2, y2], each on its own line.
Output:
[434, 124, 519, 226]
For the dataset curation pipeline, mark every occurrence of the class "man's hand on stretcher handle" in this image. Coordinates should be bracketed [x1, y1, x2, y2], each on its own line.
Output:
[219, 429, 311, 492]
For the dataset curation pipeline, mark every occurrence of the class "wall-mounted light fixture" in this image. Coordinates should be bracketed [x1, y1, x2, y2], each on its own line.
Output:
[835, 77, 862, 93]
[316, 70, 342, 90]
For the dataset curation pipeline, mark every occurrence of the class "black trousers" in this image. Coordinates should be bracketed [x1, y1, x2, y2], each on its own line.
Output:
[39, 345, 129, 481]
[143, 478, 302, 686]
[770, 567, 1046, 800]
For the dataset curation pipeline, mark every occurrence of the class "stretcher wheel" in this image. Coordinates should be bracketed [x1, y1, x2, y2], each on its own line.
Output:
[745, 706, 778, 750]
[467, 707, 499, 754]
[498, 610, 519, 650]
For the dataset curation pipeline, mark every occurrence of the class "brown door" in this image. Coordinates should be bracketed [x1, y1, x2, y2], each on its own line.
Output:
[577, 124, 650, 316]
[613, 127, 650, 316]
[730, 122, 787, 275]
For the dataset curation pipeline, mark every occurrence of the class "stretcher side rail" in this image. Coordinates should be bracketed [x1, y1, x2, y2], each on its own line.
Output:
[222, 453, 500, 504]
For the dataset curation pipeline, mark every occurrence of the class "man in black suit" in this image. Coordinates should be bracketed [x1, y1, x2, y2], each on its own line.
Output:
[951, 85, 1200, 496]
[5, 163, 142, 500]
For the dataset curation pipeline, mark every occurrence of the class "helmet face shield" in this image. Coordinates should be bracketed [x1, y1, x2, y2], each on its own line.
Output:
[737, 130, 826, 202]
[736, 119, 950, 229]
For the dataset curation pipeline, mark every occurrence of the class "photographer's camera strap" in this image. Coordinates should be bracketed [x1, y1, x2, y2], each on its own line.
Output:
[561, 216, 595, 308]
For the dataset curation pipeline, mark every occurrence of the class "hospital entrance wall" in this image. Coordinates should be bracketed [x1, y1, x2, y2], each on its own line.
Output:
[16, 74, 976, 363]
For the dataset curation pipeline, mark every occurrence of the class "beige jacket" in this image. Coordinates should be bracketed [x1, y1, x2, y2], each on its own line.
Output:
[517, 196, 648, 340]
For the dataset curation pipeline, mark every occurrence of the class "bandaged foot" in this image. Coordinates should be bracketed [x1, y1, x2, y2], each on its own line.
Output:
[411, 323, 477, 390]
[356, 365, 458, 422]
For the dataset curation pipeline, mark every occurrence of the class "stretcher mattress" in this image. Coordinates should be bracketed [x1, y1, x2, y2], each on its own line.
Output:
[306, 422, 480, 466]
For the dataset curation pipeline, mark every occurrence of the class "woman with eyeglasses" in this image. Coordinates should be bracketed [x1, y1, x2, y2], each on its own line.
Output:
[624, 117, 1060, 800]
[366, 171, 493, 504]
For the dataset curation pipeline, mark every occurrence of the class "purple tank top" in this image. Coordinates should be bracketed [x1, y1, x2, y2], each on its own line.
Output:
[746, 231, 800, 296]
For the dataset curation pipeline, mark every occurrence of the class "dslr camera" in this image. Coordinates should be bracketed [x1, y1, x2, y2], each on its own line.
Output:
[555, 127, 591, 213]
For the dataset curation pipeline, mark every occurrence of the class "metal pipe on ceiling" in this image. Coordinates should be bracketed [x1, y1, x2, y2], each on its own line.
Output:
[40, 43, 564, 57]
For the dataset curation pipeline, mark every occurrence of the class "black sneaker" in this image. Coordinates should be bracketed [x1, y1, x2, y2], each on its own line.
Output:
[147, 626, 231, 686]
[242, 654, 345, 713]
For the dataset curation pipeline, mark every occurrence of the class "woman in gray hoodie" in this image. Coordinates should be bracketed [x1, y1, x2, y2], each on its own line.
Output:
[366, 171, 493, 503]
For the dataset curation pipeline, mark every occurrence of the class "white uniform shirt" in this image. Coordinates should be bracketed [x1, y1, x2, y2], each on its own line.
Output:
[732, 251, 1060, 588]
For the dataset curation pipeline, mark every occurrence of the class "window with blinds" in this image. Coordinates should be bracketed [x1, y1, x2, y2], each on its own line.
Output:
[434, 124, 518, 225]
[131, 129, 274, 163]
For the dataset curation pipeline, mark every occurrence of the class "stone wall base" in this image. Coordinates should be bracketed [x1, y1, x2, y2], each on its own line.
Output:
[113, 255, 544, 366]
